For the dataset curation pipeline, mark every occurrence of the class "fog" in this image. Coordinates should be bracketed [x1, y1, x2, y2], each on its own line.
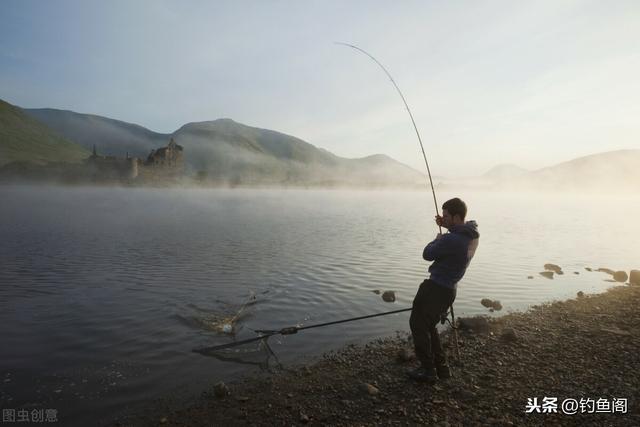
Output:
[24, 108, 170, 158]
[2, 137, 638, 192]
[443, 149, 640, 194]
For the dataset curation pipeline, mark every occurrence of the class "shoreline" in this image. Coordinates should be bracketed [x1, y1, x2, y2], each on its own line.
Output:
[119, 283, 640, 426]
[3, 183, 640, 197]
[0, 180, 427, 191]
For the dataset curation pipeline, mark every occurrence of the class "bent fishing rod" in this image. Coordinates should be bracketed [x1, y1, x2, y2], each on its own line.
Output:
[337, 42, 460, 360]
[335, 42, 441, 233]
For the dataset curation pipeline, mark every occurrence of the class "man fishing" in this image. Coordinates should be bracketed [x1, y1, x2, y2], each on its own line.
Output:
[408, 197, 479, 382]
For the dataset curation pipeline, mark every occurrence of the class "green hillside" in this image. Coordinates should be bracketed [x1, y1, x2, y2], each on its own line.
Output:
[0, 99, 90, 166]
[25, 107, 170, 157]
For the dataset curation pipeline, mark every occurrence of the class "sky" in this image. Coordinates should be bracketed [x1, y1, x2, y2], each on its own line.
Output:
[1, 0, 639, 177]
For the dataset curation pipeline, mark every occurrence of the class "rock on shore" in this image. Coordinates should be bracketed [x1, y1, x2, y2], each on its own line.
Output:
[544, 263, 563, 274]
[631, 270, 640, 286]
[613, 271, 628, 282]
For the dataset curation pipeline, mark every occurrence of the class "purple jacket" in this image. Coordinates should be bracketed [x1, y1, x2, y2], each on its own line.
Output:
[423, 220, 479, 290]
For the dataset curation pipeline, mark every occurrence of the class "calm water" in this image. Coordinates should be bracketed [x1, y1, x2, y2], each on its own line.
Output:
[1, 186, 638, 425]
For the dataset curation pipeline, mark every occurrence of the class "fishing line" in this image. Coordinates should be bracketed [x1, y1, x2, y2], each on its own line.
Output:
[336, 42, 461, 361]
[191, 45, 464, 359]
[335, 42, 441, 232]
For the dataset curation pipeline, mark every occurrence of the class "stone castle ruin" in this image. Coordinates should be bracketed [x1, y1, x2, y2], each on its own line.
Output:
[86, 138, 184, 182]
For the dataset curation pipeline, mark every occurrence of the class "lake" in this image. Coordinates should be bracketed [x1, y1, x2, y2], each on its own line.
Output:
[1, 185, 638, 425]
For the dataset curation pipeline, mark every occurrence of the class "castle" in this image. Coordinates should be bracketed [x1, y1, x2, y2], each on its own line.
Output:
[86, 138, 184, 182]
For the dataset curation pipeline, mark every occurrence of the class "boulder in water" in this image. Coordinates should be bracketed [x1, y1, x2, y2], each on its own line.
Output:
[613, 271, 628, 283]
[382, 291, 396, 302]
[481, 298, 493, 308]
[480, 298, 502, 311]
[539, 271, 554, 279]
[544, 263, 563, 274]
[597, 267, 615, 275]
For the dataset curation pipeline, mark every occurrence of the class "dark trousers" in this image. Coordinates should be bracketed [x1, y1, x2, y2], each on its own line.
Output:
[410, 279, 456, 369]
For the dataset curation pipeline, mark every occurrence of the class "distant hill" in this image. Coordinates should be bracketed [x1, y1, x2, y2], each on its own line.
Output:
[13, 105, 424, 186]
[7, 99, 638, 191]
[0, 99, 89, 166]
[172, 119, 423, 186]
[478, 150, 640, 193]
[523, 150, 640, 192]
[25, 108, 170, 158]
[482, 164, 529, 181]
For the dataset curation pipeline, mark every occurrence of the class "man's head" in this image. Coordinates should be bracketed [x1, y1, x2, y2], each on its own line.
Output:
[441, 198, 467, 228]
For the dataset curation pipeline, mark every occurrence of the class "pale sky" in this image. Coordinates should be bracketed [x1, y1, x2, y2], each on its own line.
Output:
[1, 0, 639, 176]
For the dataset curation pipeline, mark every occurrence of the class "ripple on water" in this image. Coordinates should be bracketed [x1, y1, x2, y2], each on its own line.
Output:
[1, 187, 640, 425]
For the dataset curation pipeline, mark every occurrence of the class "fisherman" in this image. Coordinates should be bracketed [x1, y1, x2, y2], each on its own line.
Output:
[407, 197, 479, 382]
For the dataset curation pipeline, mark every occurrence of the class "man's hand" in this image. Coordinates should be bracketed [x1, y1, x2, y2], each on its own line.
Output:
[435, 215, 443, 227]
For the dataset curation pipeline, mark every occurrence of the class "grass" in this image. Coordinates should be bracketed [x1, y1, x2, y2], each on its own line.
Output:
[0, 99, 89, 166]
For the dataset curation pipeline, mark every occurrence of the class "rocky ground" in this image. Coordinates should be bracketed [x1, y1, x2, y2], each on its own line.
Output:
[122, 284, 640, 426]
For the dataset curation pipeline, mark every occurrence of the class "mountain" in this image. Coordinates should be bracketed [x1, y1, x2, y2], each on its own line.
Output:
[172, 119, 423, 186]
[479, 150, 640, 193]
[25, 108, 170, 158]
[172, 118, 340, 180]
[17, 105, 425, 186]
[7, 100, 638, 191]
[523, 150, 640, 192]
[0, 99, 89, 166]
[482, 164, 529, 181]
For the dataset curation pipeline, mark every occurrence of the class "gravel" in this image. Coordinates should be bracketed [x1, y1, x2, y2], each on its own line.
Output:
[121, 285, 640, 426]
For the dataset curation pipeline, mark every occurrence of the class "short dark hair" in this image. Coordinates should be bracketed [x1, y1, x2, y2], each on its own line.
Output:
[442, 198, 467, 221]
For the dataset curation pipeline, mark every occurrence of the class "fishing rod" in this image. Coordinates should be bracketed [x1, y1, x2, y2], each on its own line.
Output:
[335, 42, 441, 232]
[193, 44, 462, 360]
[193, 305, 459, 354]
[337, 42, 461, 361]
[193, 307, 412, 354]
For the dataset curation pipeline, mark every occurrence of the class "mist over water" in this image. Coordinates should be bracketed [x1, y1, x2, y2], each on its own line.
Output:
[1, 185, 638, 425]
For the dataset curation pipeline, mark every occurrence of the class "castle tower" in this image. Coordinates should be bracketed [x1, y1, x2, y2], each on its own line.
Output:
[129, 157, 138, 179]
